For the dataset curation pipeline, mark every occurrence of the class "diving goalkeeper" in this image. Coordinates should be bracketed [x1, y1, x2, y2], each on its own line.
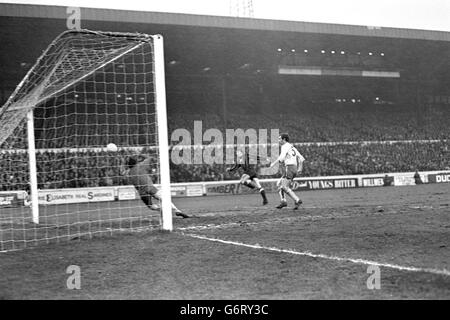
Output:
[122, 154, 190, 218]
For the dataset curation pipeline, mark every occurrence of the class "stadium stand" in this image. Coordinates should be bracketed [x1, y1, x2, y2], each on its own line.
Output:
[1, 99, 449, 186]
[168, 103, 449, 142]
[1, 139, 448, 188]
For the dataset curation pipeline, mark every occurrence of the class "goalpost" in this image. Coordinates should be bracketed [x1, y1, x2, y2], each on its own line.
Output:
[0, 30, 173, 252]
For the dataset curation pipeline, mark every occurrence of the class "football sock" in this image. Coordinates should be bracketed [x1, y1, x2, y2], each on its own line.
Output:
[260, 189, 267, 201]
[153, 191, 180, 212]
[286, 189, 300, 202]
[279, 190, 286, 202]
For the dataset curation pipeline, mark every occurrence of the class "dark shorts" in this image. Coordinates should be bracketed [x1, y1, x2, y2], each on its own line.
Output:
[129, 174, 158, 196]
[240, 173, 258, 183]
[243, 166, 258, 178]
[135, 184, 158, 196]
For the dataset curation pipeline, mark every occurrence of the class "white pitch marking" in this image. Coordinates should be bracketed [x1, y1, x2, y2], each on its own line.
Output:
[183, 233, 450, 277]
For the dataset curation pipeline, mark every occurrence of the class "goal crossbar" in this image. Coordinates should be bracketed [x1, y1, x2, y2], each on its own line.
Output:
[0, 30, 154, 147]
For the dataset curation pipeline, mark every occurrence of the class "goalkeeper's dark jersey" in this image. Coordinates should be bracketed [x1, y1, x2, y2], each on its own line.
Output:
[228, 152, 260, 178]
[127, 156, 155, 189]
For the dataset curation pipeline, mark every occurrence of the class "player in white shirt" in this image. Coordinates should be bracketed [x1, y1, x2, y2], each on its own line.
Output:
[270, 133, 305, 210]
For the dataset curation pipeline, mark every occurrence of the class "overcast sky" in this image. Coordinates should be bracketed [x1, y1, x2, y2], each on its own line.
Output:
[2, 0, 450, 32]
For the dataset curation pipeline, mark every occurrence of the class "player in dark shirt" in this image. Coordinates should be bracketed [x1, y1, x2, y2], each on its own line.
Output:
[227, 150, 268, 205]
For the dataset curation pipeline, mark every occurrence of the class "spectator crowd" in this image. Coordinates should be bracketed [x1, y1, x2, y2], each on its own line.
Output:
[1, 102, 449, 189]
[1, 140, 448, 191]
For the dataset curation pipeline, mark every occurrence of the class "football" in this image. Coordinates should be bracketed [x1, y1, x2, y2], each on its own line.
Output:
[106, 143, 118, 152]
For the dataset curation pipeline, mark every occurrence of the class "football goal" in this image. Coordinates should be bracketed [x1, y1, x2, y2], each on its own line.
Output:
[0, 29, 173, 252]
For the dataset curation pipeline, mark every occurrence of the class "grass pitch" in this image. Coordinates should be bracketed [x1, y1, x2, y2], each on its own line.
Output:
[0, 183, 449, 299]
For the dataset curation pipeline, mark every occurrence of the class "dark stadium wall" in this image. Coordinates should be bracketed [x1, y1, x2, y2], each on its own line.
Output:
[1, 6, 449, 127]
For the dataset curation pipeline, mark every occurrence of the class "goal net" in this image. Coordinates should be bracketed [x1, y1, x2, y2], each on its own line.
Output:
[0, 30, 173, 252]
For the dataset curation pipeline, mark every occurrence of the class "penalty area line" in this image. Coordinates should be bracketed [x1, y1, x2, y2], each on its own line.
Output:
[182, 233, 450, 277]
